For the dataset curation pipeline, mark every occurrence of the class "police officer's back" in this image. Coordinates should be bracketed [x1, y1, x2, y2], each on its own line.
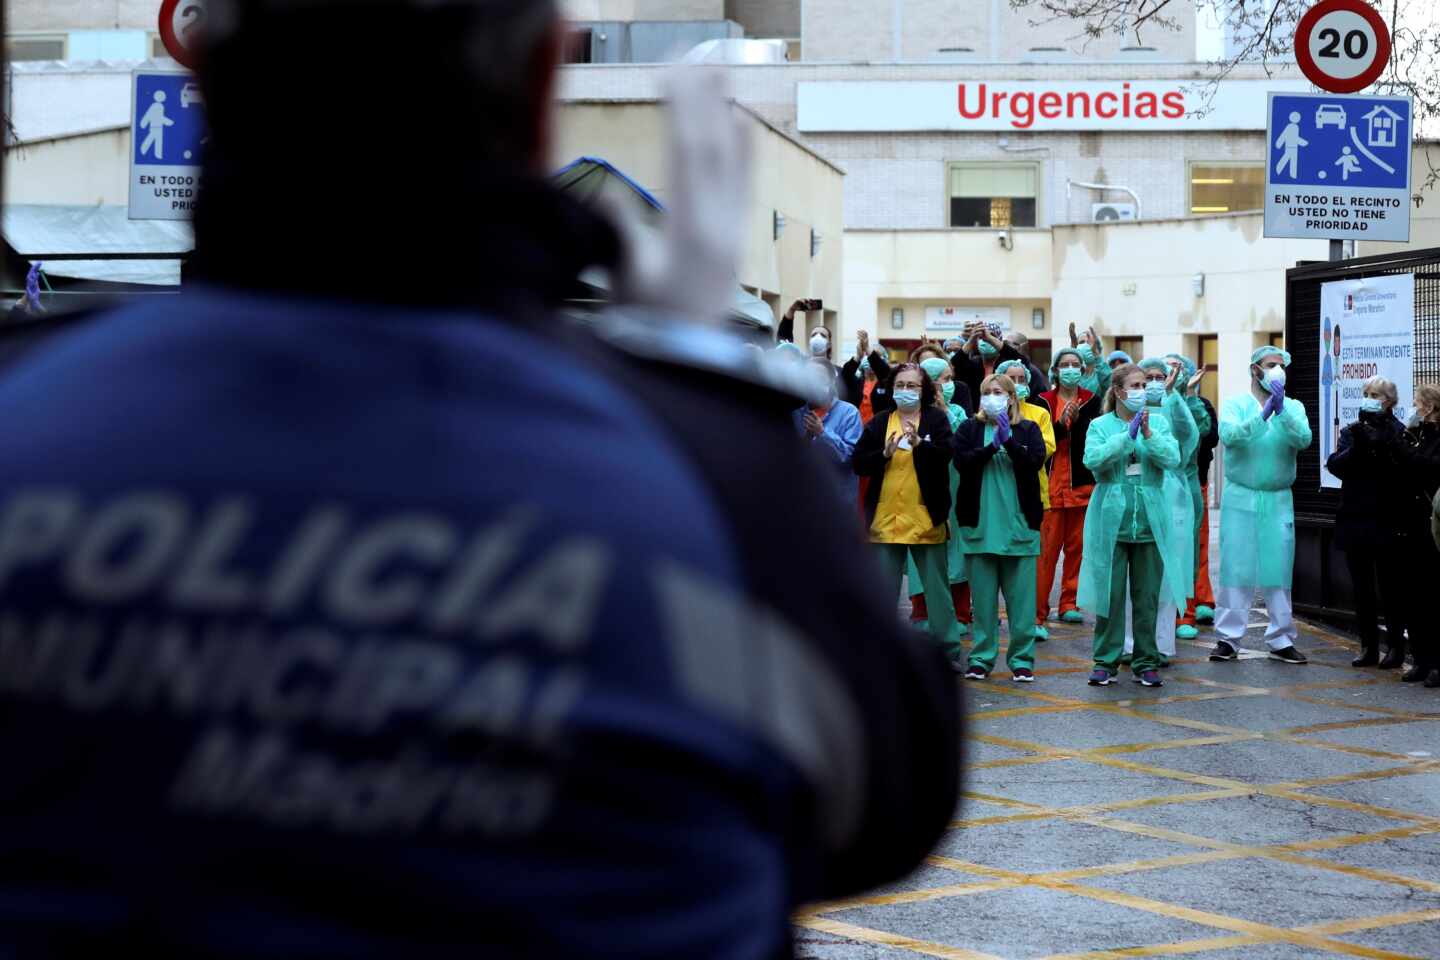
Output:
[0, 2, 960, 955]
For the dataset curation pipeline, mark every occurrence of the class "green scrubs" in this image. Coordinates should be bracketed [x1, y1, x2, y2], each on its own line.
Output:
[906, 403, 969, 593]
[958, 423, 1041, 673]
[879, 542, 963, 659]
[1217, 393, 1312, 590]
[1077, 409, 1186, 675]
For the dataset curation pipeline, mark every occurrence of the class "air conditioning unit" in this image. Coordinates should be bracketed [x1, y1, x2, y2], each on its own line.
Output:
[1092, 202, 1138, 223]
[1088, 202, 1134, 223]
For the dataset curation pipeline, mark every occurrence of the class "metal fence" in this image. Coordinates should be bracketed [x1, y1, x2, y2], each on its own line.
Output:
[1286, 245, 1440, 621]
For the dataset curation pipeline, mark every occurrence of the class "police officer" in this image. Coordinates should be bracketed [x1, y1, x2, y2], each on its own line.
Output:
[0, 2, 960, 955]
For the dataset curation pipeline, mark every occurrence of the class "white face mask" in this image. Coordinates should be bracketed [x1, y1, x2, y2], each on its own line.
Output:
[1262, 365, 1287, 387]
[809, 334, 829, 356]
[1121, 388, 1146, 413]
[980, 395, 1009, 418]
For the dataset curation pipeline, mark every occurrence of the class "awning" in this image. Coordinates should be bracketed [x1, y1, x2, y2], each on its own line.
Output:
[2, 205, 191, 286]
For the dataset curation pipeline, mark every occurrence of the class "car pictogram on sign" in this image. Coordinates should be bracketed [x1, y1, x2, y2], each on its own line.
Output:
[1315, 104, 1347, 129]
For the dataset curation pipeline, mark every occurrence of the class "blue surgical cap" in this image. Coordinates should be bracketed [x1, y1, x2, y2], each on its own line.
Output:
[1251, 346, 1292, 366]
[1107, 350, 1133, 365]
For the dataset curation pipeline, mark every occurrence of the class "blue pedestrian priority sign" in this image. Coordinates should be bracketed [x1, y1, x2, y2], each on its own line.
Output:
[129, 70, 207, 220]
[1264, 91, 1411, 242]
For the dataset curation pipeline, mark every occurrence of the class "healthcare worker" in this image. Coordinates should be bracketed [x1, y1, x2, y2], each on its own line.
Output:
[1078, 363, 1187, 688]
[906, 357, 970, 636]
[1162, 354, 1214, 642]
[854, 363, 965, 665]
[1107, 350, 1133, 370]
[1037, 348, 1101, 630]
[1211, 347, 1313, 664]
[953, 375, 1048, 681]
[999, 359, 1058, 639]
[1121, 358, 1197, 667]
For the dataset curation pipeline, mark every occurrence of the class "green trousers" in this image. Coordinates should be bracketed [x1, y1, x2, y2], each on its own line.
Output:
[875, 542, 963, 659]
[1094, 540, 1162, 674]
[967, 553, 1037, 672]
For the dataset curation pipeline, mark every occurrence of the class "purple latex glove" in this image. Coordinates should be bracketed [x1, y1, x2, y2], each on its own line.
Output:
[993, 411, 1011, 446]
[1261, 393, 1280, 420]
[1269, 378, 1286, 402]
[1128, 410, 1143, 440]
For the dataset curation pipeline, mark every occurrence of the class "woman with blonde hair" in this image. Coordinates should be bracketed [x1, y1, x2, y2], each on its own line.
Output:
[952, 374, 1048, 681]
[906, 357, 971, 635]
[1077, 363, 1186, 688]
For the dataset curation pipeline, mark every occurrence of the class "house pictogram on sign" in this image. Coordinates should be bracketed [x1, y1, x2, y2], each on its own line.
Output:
[1361, 104, 1403, 148]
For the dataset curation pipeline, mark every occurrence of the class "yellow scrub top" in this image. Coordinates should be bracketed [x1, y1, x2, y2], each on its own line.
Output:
[870, 412, 948, 545]
[1018, 401, 1057, 510]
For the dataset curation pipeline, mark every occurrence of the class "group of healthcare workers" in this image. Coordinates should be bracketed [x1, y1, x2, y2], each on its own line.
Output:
[795, 323, 1435, 689]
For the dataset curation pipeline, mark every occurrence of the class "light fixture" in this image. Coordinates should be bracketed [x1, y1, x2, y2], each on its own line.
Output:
[773, 211, 786, 241]
[1192, 273, 1206, 298]
[811, 229, 822, 258]
[890, 308, 904, 330]
[1031, 307, 1045, 330]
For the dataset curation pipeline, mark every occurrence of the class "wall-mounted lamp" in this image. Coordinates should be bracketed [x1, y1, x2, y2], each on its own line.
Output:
[774, 211, 786, 241]
[1192, 273, 1206, 298]
[811, 229, 823, 258]
[890, 307, 904, 330]
[1031, 307, 1045, 330]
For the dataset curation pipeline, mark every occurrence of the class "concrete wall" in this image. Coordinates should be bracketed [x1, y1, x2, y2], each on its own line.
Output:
[9, 0, 155, 31]
[800, 0, 1194, 62]
[1050, 214, 1326, 403]
[561, 1, 724, 22]
[552, 101, 845, 331]
[725, 0, 800, 39]
[4, 128, 131, 206]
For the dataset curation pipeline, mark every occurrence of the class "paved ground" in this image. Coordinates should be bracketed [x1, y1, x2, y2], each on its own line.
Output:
[798, 517, 1440, 960]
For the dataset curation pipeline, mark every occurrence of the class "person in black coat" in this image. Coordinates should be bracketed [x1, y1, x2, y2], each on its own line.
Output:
[1393, 384, 1440, 686]
[948, 324, 1033, 417]
[1326, 377, 1411, 669]
[840, 329, 893, 417]
[853, 363, 964, 665]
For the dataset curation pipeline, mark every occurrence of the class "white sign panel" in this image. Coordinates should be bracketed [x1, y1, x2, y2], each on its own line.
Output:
[797, 80, 1310, 133]
[1318, 273, 1415, 488]
[1264, 91, 1412, 242]
[924, 305, 1012, 332]
[129, 70, 205, 220]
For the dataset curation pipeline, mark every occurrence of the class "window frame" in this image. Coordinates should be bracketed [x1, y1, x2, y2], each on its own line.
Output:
[944, 160, 1044, 230]
[1186, 160, 1266, 216]
[5, 33, 69, 62]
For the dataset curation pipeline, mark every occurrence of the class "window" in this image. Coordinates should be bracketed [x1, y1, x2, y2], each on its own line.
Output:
[1267, 332, 1286, 350]
[151, 33, 169, 58]
[949, 163, 1038, 228]
[6, 35, 67, 61]
[1189, 163, 1265, 214]
[1198, 335, 1220, 411]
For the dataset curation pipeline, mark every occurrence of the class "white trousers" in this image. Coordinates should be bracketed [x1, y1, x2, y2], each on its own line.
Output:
[1215, 585, 1297, 651]
[1124, 599, 1177, 657]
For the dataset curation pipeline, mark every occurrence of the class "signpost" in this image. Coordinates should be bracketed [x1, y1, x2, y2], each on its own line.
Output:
[128, 71, 206, 220]
[157, 0, 204, 70]
[1266, 0, 1405, 259]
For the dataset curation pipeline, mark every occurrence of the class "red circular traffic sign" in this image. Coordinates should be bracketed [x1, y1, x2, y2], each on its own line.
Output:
[1294, 0, 1391, 93]
[158, 0, 204, 70]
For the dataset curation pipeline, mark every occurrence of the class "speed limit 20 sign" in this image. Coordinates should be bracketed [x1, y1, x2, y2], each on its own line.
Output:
[1295, 0, 1391, 93]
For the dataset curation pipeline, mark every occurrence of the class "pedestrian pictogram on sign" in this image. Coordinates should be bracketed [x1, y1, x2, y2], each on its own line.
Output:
[1293, 0, 1392, 94]
[1264, 91, 1411, 242]
[129, 71, 206, 220]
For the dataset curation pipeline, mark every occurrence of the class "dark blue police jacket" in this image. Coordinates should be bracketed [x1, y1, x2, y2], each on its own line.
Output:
[0, 289, 958, 958]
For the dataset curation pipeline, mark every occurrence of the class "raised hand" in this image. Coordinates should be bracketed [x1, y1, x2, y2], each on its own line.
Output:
[1187, 364, 1209, 394]
[1128, 410, 1143, 440]
[994, 411, 1011, 445]
[1140, 409, 1152, 439]
[884, 431, 902, 458]
[1164, 365, 1181, 394]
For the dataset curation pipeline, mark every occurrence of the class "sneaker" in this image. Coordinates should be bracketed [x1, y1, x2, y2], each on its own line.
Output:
[1011, 668, 1035, 683]
[964, 665, 989, 681]
[1033, 625, 1049, 642]
[1135, 670, 1164, 687]
[1209, 640, 1238, 661]
[1061, 610, 1085, 624]
[1087, 668, 1115, 686]
[1268, 646, 1308, 664]
[1196, 605, 1215, 624]
[1175, 624, 1199, 640]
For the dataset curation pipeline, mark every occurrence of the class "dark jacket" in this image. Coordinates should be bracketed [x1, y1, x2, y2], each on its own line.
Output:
[1195, 396, 1220, 484]
[1326, 411, 1411, 549]
[953, 417, 1048, 533]
[1394, 420, 1440, 537]
[841, 350, 891, 413]
[948, 344, 1043, 416]
[1038, 388, 1102, 490]
[0, 166, 962, 954]
[854, 405, 956, 530]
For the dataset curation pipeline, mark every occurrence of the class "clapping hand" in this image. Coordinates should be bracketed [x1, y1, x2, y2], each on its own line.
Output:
[803, 412, 824, 438]
[884, 431, 902, 458]
[1187, 364, 1209, 394]
[1139, 409, 1152, 439]
[1128, 410, 1144, 440]
[1164, 365, 1181, 394]
[993, 411, 1011, 447]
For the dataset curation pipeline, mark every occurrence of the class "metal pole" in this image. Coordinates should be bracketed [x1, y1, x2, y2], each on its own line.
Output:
[1329, 239, 1343, 262]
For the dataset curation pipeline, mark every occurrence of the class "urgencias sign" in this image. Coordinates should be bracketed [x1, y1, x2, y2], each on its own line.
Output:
[797, 80, 1310, 133]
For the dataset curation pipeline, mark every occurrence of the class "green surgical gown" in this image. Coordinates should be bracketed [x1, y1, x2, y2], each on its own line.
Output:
[1217, 393, 1312, 590]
